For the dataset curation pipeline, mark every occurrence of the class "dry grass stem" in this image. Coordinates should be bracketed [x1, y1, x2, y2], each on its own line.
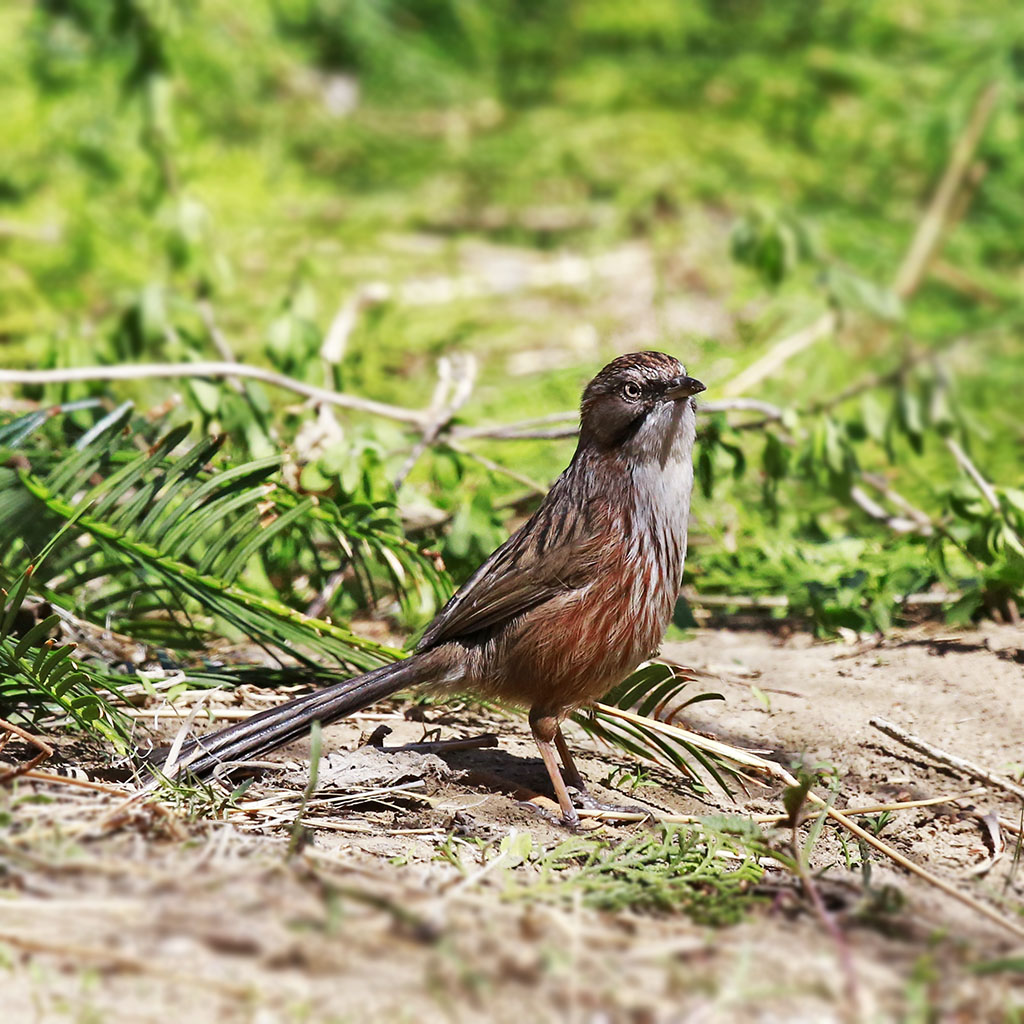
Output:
[578, 789, 990, 829]
[805, 786, 1024, 941]
[593, 702, 778, 778]
[722, 310, 839, 398]
[122, 706, 262, 721]
[893, 81, 1001, 298]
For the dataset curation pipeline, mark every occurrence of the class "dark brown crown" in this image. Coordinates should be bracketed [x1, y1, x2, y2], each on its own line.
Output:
[581, 351, 684, 410]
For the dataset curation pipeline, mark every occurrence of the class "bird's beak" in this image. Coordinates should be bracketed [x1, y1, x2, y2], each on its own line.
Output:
[662, 375, 706, 400]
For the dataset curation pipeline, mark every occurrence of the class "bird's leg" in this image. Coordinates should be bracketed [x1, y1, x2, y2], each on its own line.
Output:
[554, 724, 588, 795]
[529, 708, 580, 828]
[556, 722, 656, 819]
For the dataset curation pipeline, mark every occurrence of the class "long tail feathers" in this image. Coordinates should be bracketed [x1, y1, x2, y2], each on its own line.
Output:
[149, 655, 427, 783]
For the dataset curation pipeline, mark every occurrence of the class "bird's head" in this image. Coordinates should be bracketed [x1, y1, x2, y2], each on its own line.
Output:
[579, 351, 705, 459]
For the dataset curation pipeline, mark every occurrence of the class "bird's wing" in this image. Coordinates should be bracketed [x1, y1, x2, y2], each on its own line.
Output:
[417, 487, 609, 650]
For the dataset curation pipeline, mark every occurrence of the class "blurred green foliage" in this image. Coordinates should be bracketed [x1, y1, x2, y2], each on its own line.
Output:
[1, 0, 1023, 641]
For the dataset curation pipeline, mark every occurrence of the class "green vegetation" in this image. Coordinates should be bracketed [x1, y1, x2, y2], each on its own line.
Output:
[528, 823, 764, 924]
[441, 823, 765, 925]
[1, 11, 1022, 1012]
[0, 3, 1021, 717]
[0, 563, 126, 745]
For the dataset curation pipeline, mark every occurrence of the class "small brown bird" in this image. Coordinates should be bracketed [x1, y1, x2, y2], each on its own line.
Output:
[163, 351, 704, 825]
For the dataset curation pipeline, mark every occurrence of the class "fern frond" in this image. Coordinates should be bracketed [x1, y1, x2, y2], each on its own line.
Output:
[0, 409, 449, 670]
[0, 566, 129, 745]
[571, 662, 749, 795]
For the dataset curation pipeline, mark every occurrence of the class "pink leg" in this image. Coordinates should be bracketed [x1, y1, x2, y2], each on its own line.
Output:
[554, 724, 588, 793]
[529, 708, 580, 827]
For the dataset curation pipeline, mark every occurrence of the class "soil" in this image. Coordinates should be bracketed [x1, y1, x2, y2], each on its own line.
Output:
[3, 623, 1023, 1023]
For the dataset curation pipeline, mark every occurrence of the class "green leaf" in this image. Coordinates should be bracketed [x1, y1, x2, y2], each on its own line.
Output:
[782, 776, 812, 825]
[1001, 489, 1024, 515]
[697, 447, 714, 499]
[501, 831, 534, 865]
[822, 417, 852, 482]
[12, 614, 60, 660]
[825, 267, 903, 321]
[897, 388, 924, 453]
[860, 392, 888, 445]
[762, 432, 790, 480]
[927, 382, 956, 436]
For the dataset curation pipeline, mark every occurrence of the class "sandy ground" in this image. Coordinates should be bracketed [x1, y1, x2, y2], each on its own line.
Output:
[2, 623, 1023, 1023]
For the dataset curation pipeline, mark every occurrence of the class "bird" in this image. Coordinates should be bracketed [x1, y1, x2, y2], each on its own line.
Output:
[159, 351, 705, 826]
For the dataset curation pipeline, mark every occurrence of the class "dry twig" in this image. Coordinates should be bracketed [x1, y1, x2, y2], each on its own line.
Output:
[446, 440, 548, 494]
[577, 788, 989, 826]
[594, 703, 1024, 941]
[0, 362, 432, 426]
[0, 718, 54, 783]
[386, 733, 499, 755]
[393, 353, 478, 489]
[22, 769, 129, 796]
[870, 717, 1024, 803]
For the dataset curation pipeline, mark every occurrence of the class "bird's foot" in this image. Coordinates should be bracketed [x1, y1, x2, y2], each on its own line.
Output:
[516, 799, 595, 832]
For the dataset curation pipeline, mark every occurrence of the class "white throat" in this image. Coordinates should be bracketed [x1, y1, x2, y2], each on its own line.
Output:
[625, 397, 697, 556]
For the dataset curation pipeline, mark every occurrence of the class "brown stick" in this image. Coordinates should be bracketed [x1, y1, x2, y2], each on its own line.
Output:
[817, 795, 1024, 939]
[22, 770, 129, 796]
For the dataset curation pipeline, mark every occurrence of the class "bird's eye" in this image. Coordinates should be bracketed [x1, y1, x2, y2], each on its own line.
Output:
[622, 381, 642, 401]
